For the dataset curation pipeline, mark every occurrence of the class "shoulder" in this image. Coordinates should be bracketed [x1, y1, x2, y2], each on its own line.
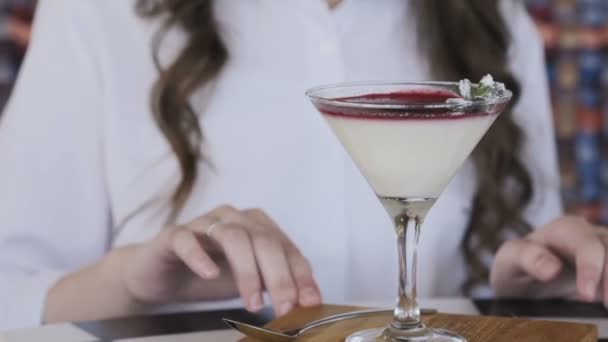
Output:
[499, 0, 543, 50]
[497, 0, 546, 104]
[37, 0, 142, 20]
[34, 0, 155, 50]
[498, 0, 530, 22]
[35, 0, 140, 24]
[31, 0, 166, 87]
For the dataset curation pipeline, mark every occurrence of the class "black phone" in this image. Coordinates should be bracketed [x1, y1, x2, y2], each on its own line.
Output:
[75, 307, 274, 340]
[474, 299, 608, 318]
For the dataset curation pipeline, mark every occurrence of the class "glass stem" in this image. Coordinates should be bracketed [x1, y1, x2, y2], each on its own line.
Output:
[392, 213, 423, 330]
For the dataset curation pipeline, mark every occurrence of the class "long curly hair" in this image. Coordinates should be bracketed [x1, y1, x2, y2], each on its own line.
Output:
[136, 0, 533, 293]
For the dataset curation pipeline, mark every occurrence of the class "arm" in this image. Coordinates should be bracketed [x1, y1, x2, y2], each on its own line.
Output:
[0, 0, 123, 329]
[491, 2, 608, 304]
[504, 0, 563, 227]
[44, 246, 147, 324]
[47, 208, 323, 323]
[0, 2, 321, 327]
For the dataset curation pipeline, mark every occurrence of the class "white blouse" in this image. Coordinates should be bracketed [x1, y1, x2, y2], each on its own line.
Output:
[0, 0, 562, 330]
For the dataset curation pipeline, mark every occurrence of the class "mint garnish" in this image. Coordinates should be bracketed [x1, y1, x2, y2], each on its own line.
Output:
[447, 75, 506, 108]
[459, 75, 506, 101]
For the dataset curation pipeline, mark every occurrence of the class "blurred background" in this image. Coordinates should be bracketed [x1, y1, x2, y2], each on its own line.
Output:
[0, 0, 33, 110]
[0, 0, 606, 224]
[526, 0, 608, 224]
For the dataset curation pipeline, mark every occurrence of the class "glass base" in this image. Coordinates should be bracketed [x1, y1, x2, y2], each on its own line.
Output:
[346, 327, 466, 342]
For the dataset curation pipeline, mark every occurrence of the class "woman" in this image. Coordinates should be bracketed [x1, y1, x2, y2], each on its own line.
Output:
[0, 0, 606, 330]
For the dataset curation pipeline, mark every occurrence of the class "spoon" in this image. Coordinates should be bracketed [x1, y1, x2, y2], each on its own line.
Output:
[223, 308, 438, 341]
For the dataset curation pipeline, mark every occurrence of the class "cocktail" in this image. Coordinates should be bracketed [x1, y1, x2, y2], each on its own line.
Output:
[306, 77, 511, 342]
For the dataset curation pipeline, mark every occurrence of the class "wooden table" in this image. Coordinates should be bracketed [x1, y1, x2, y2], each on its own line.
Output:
[1, 298, 607, 341]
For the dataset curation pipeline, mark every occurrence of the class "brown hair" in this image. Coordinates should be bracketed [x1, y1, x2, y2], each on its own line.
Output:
[136, 0, 228, 222]
[137, 0, 533, 292]
[414, 0, 533, 292]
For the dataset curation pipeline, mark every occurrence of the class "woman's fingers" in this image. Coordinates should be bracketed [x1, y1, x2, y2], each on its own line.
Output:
[170, 228, 220, 280]
[250, 232, 299, 316]
[575, 235, 605, 301]
[243, 209, 322, 307]
[207, 223, 265, 313]
[285, 248, 322, 307]
[492, 239, 563, 296]
[528, 217, 605, 301]
[177, 206, 318, 315]
[518, 240, 563, 282]
[597, 230, 608, 306]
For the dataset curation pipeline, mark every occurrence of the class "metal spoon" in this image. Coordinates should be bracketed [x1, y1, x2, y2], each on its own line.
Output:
[223, 308, 438, 341]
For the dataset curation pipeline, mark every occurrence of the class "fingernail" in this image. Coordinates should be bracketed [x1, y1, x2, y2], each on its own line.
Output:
[205, 268, 220, 279]
[249, 293, 264, 312]
[539, 260, 559, 278]
[584, 280, 597, 300]
[198, 261, 219, 279]
[279, 302, 294, 316]
[300, 287, 320, 306]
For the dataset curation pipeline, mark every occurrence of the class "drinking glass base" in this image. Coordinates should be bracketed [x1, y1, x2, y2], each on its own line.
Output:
[346, 327, 466, 342]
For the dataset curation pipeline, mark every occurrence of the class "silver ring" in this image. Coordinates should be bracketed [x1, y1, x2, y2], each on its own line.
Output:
[205, 219, 225, 237]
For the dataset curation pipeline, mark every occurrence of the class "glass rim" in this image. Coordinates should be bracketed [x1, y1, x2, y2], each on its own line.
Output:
[305, 81, 513, 110]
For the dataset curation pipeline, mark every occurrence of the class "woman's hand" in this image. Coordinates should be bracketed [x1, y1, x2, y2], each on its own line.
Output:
[122, 205, 322, 316]
[491, 216, 608, 306]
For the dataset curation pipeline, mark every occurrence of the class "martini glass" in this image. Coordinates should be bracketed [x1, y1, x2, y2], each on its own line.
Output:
[306, 81, 511, 342]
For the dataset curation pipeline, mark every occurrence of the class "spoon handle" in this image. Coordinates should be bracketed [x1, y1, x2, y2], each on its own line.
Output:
[293, 308, 437, 335]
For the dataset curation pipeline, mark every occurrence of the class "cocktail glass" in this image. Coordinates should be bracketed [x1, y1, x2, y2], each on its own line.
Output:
[306, 81, 511, 342]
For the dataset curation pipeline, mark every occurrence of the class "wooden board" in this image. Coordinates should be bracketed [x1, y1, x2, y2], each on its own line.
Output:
[240, 304, 597, 341]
